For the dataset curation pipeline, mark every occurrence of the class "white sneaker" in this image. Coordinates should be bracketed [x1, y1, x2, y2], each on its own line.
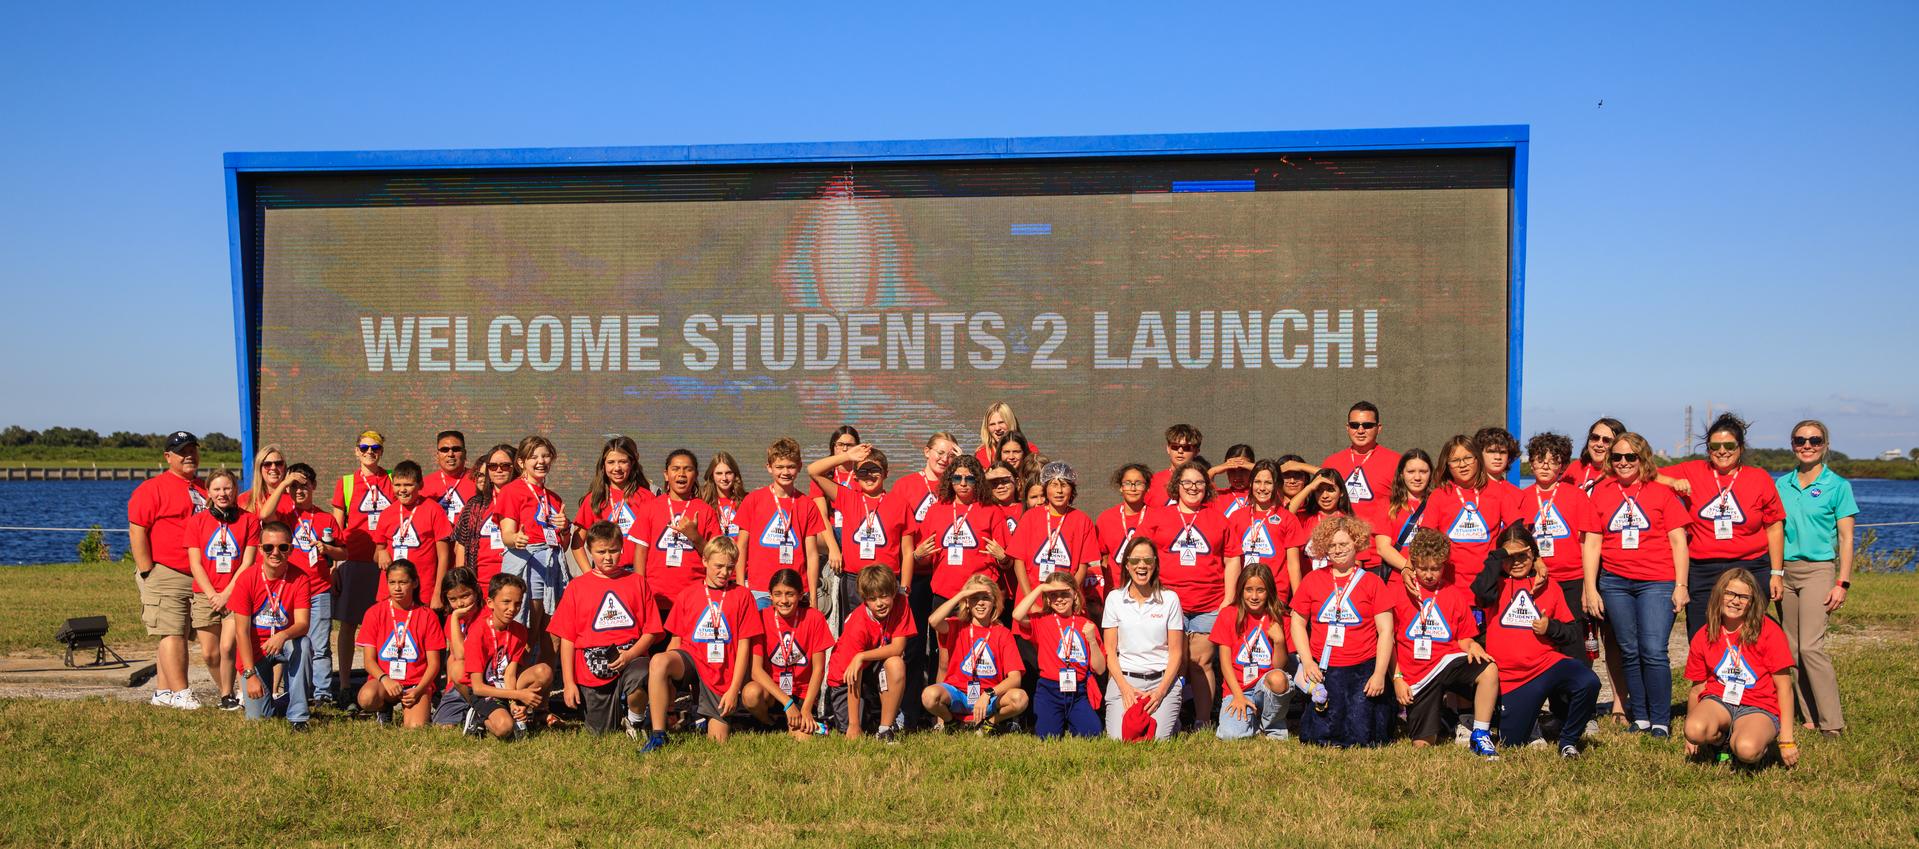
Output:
[150, 689, 175, 707]
[170, 690, 204, 710]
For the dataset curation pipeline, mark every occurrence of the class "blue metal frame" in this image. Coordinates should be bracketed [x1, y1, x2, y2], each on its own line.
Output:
[224, 124, 1529, 483]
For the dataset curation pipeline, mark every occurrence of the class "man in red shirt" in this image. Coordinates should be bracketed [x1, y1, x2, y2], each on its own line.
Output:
[330, 429, 394, 705]
[1319, 402, 1402, 533]
[127, 431, 209, 709]
[418, 430, 478, 528]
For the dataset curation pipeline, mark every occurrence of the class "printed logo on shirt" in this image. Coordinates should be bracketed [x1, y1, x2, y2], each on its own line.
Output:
[770, 631, 807, 667]
[205, 526, 239, 561]
[759, 513, 794, 548]
[610, 500, 638, 535]
[914, 493, 936, 523]
[485, 647, 510, 687]
[440, 488, 465, 523]
[1315, 587, 1363, 625]
[692, 602, 732, 643]
[1056, 626, 1089, 664]
[188, 489, 208, 513]
[1535, 503, 1571, 540]
[1219, 495, 1248, 519]
[656, 525, 694, 552]
[1235, 627, 1275, 668]
[481, 516, 504, 550]
[1698, 493, 1747, 524]
[1168, 525, 1212, 557]
[1241, 521, 1277, 559]
[592, 591, 636, 632]
[959, 638, 999, 678]
[1607, 499, 1650, 532]
[1035, 533, 1071, 569]
[1446, 503, 1489, 543]
[941, 519, 979, 550]
[253, 595, 290, 630]
[1714, 645, 1758, 687]
[853, 512, 888, 547]
[358, 487, 390, 516]
[391, 519, 421, 551]
[1344, 467, 1375, 502]
[1499, 589, 1541, 629]
[1405, 599, 1453, 641]
[293, 519, 318, 553]
[379, 624, 420, 662]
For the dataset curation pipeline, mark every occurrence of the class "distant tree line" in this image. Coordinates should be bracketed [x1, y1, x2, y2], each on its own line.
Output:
[0, 425, 241, 453]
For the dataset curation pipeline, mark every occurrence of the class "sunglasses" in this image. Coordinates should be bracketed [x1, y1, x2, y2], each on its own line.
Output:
[1792, 436, 1825, 447]
[1587, 433, 1613, 443]
[437, 446, 465, 454]
[1347, 421, 1379, 430]
[260, 544, 292, 554]
[1123, 556, 1156, 566]
[485, 462, 516, 471]
[1167, 443, 1198, 452]
[951, 475, 978, 484]
[1609, 452, 1641, 463]
[260, 460, 285, 470]
[855, 465, 885, 477]
[357, 444, 383, 453]
[1707, 441, 1739, 452]
[986, 477, 1015, 487]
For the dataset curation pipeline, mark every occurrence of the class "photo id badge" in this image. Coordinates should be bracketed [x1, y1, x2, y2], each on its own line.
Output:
[665, 546, 684, 568]
[706, 640, 725, 664]
[1537, 535, 1555, 558]
[779, 543, 796, 565]
[1414, 637, 1433, 660]
[778, 671, 795, 696]
[1621, 528, 1640, 550]
[860, 540, 876, 560]
[1180, 548, 1197, 566]
[876, 666, 889, 692]
[1714, 517, 1735, 540]
[1058, 668, 1077, 692]
[1326, 624, 1347, 647]
[216, 555, 234, 574]
[947, 545, 965, 566]
[966, 681, 983, 705]
[366, 513, 380, 532]
[387, 659, 407, 681]
[1722, 680, 1746, 706]
[1242, 664, 1259, 686]
[833, 510, 843, 530]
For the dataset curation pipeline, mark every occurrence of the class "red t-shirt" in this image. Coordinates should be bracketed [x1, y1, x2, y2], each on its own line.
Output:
[1009, 506, 1101, 590]
[1378, 499, 1425, 562]
[666, 583, 763, 693]
[1093, 503, 1153, 595]
[446, 606, 485, 687]
[1212, 487, 1252, 521]
[827, 594, 917, 687]
[1486, 479, 1525, 526]
[419, 470, 479, 528]
[1227, 506, 1304, 571]
[627, 495, 723, 604]
[1665, 460, 1787, 561]
[1562, 459, 1610, 495]
[886, 472, 944, 531]
[470, 496, 508, 587]
[1417, 482, 1514, 588]
[754, 606, 834, 701]
[548, 570, 665, 688]
[836, 488, 913, 576]
[463, 618, 530, 689]
[237, 488, 295, 522]
[1482, 576, 1574, 693]
[225, 568, 311, 670]
[1141, 505, 1241, 613]
[1523, 482, 1601, 583]
[809, 469, 857, 532]
[127, 471, 208, 572]
[285, 504, 342, 592]
[1290, 567, 1386, 668]
[1210, 609, 1288, 698]
[354, 600, 447, 688]
[574, 489, 647, 555]
[735, 487, 827, 592]
[330, 469, 395, 562]
[1319, 445, 1403, 531]
[1028, 611, 1102, 689]
[375, 500, 453, 605]
[921, 501, 1010, 598]
[1685, 617, 1793, 718]
[186, 510, 261, 593]
[1390, 584, 1478, 690]
[712, 495, 741, 537]
[939, 621, 1024, 690]
[489, 479, 566, 549]
[1591, 479, 1687, 582]
[1147, 468, 1177, 507]
[1298, 510, 1382, 572]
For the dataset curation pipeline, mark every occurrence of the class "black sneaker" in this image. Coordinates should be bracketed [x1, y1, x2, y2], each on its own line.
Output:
[876, 727, 900, 745]
[289, 721, 310, 733]
[219, 695, 242, 711]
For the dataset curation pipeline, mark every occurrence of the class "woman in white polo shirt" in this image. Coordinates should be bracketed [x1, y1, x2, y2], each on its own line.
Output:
[1102, 535, 1185, 739]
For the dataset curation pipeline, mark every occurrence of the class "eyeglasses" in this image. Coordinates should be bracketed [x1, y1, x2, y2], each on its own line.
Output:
[1167, 443, 1198, 452]
[1123, 556, 1156, 566]
[1346, 421, 1379, 430]
[1722, 590, 1753, 603]
[1791, 436, 1825, 447]
[437, 446, 465, 454]
[485, 462, 515, 471]
[834, 441, 859, 450]
[1609, 452, 1641, 463]
[1707, 441, 1739, 452]
[357, 444, 383, 453]
[1587, 433, 1613, 444]
[1119, 480, 1147, 489]
[951, 475, 978, 484]
[1448, 457, 1477, 467]
[1178, 480, 1207, 489]
[260, 544, 292, 554]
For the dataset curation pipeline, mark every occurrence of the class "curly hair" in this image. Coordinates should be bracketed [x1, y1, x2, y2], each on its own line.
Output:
[1307, 514, 1374, 564]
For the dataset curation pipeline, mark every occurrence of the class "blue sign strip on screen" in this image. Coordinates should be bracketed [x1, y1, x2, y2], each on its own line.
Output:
[1010, 223, 1052, 235]
[1170, 180, 1255, 193]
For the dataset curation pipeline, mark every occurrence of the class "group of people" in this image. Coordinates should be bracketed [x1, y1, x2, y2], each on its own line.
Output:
[124, 401, 1858, 766]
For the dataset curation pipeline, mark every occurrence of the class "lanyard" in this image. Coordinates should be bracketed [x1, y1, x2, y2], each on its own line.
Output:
[1349, 447, 1375, 469]
[1711, 467, 1741, 509]
[1118, 505, 1145, 539]
[1451, 483, 1481, 512]
[666, 496, 693, 527]
[1534, 483, 1559, 524]
[524, 480, 551, 525]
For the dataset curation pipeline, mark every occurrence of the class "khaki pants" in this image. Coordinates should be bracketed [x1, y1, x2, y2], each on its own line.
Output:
[1779, 560, 1845, 731]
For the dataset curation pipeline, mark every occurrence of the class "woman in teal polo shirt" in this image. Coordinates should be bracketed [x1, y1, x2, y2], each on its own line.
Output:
[1774, 419, 1856, 736]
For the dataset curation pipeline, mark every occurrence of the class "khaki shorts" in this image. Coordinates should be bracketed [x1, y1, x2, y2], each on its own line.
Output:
[190, 591, 229, 631]
[138, 564, 196, 637]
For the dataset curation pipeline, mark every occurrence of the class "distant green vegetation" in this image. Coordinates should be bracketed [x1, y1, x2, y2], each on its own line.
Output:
[0, 425, 243, 469]
[1525, 447, 1919, 481]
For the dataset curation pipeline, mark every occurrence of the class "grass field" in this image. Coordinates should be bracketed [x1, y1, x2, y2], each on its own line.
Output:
[2, 565, 1916, 849]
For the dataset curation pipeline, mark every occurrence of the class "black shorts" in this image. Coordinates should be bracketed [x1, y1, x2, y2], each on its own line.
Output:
[668, 648, 732, 721]
[578, 662, 649, 735]
[1405, 658, 1489, 742]
[827, 673, 900, 734]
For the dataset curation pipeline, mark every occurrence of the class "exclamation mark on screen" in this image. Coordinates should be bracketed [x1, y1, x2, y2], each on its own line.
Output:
[1362, 310, 1378, 368]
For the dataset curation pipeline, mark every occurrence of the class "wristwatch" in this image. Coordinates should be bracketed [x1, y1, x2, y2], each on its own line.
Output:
[1840, 580, 1852, 590]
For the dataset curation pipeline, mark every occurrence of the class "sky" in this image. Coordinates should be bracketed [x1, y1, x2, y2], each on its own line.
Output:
[2, 3, 1915, 458]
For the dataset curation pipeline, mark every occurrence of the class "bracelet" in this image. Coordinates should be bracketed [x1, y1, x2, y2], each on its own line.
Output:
[1770, 570, 1786, 577]
[783, 699, 798, 712]
[1778, 741, 1798, 749]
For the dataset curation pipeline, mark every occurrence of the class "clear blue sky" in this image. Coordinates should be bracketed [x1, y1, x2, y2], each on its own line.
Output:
[4, 3, 1914, 456]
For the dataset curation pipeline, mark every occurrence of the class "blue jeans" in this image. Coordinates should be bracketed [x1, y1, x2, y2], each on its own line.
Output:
[1597, 572, 1676, 728]
[1033, 677, 1101, 739]
[1498, 657, 1599, 748]
[243, 636, 310, 723]
[1216, 677, 1293, 740]
[306, 591, 335, 697]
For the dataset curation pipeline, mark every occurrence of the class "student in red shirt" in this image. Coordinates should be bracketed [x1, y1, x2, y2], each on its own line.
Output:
[1292, 469, 1371, 576]
[922, 575, 1028, 733]
[810, 426, 863, 607]
[418, 430, 477, 529]
[433, 567, 486, 729]
[734, 437, 826, 604]
[463, 573, 554, 740]
[552, 521, 665, 737]
[807, 444, 914, 630]
[890, 431, 962, 726]
[1318, 401, 1402, 534]
[993, 430, 1040, 487]
[1207, 444, 1256, 518]
[1010, 462, 1103, 603]
[374, 461, 454, 611]
[1147, 424, 1202, 505]
[914, 456, 1011, 617]
[1227, 459, 1305, 592]
[1656, 412, 1788, 641]
[331, 429, 395, 693]
[1418, 435, 1514, 590]
[1520, 432, 1612, 731]
[984, 463, 1024, 541]
[229, 521, 312, 728]
[1012, 571, 1106, 739]
[1563, 417, 1628, 494]
[1473, 526, 1600, 756]
[1374, 449, 1435, 574]
[974, 401, 1037, 467]
[628, 449, 721, 617]
[1683, 569, 1799, 767]
[1211, 562, 1293, 740]
[128, 431, 210, 709]
[828, 565, 915, 741]
[1274, 454, 1315, 521]
[641, 537, 764, 751]
[569, 436, 651, 574]
[1473, 426, 1525, 518]
[699, 452, 749, 538]
[1144, 459, 1244, 727]
[238, 445, 296, 523]
[187, 470, 260, 711]
[354, 560, 447, 728]
[1392, 530, 1498, 756]
[451, 444, 519, 588]
[744, 568, 835, 739]
[492, 435, 571, 660]
[1587, 431, 1689, 736]
[280, 463, 346, 705]
[1289, 514, 1393, 748]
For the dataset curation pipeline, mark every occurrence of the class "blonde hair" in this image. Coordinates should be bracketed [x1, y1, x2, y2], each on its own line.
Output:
[251, 443, 286, 473]
[1037, 570, 1084, 615]
[1607, 432, 1656, 483]
[701, 536, 740, 566]
[1706, 568, 1765, 646]
[957, 573, 1005, 623]
[978, 401, 1020, 452]
[1792, 419, 1831, 463]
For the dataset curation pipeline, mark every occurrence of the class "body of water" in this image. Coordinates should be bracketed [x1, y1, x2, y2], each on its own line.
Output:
[2, 476, 1916, 566]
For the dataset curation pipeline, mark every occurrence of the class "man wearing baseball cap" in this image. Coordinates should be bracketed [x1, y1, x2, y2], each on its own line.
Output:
[328, 429, 395, 705]
[127, 431, 210, 708]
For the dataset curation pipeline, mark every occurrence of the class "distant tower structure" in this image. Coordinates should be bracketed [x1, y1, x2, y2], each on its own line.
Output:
[1683, 405, 1694, 456]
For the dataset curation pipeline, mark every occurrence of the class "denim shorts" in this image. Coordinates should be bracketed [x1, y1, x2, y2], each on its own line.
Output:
[1183, 610, 1219, 635]
[1702, 694, 1779, 730]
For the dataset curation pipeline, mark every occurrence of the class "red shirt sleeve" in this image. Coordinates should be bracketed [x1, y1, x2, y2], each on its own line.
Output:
[1684, 629, 1710, 683]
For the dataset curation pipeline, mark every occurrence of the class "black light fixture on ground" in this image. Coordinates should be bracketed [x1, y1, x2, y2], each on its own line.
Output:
[54, 616, 125, 668]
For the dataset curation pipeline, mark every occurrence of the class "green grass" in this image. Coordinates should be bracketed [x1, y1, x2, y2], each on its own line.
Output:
[2, 566, 1916, 848]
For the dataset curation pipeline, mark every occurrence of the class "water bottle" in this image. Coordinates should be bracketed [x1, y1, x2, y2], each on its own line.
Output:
[322, 527, 335, 544]
[1584, 623, 1601, 661]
